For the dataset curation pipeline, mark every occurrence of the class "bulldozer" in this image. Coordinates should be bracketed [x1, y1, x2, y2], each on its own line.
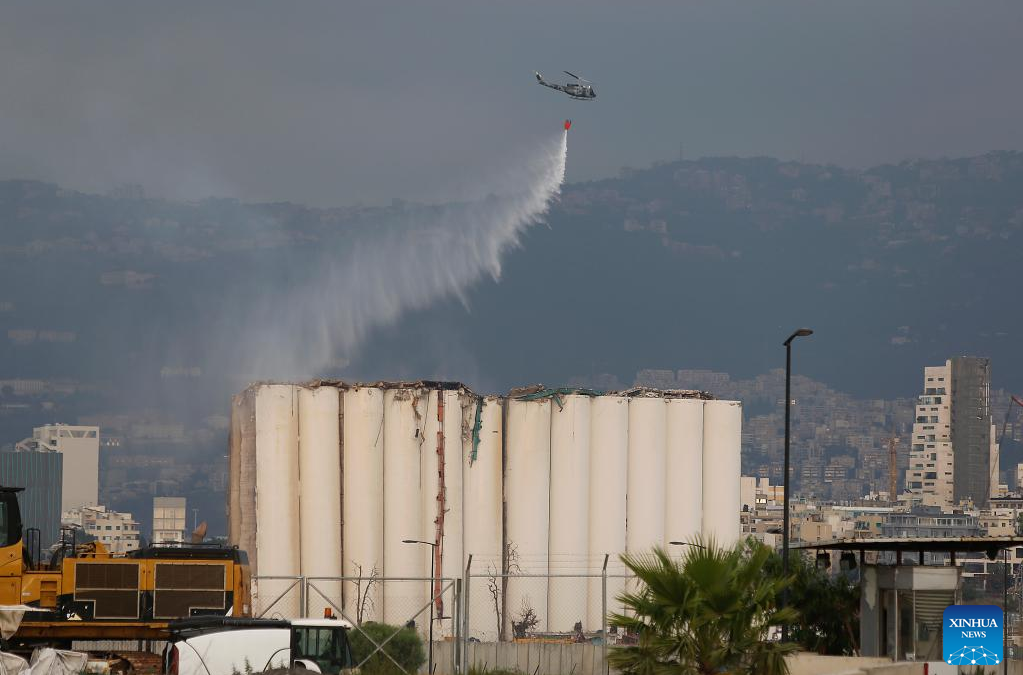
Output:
[0, 486, 251, 659]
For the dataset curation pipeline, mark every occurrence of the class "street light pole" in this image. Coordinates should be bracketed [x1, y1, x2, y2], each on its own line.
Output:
[782, 327, 813, 643]
[404, 539, 437, 675]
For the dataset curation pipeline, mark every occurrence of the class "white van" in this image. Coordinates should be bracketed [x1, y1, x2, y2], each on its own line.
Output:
[165, 617, 355, 675]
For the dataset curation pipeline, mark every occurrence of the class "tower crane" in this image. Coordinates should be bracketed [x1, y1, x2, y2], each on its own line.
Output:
[887, 436, 901, 503]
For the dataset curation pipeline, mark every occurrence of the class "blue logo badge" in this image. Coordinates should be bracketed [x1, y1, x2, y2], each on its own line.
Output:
[943, 604, 1003, 666]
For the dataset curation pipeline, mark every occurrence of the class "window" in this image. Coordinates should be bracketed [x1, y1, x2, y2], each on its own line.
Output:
[294, 627, 354, 672]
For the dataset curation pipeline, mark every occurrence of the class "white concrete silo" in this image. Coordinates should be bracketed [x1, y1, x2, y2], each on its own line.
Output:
[383, 387, 427, 627]
[587, 395, 628, 630]
[253, 385, 301, 616]
[504, 396, 551, 635]
[462, 396, 503, 641]
[230, 389, 258, 591]
[701, 400, 742, 546]
[547, 394, 591, 633]
[626, 396, 667, 555]
[665, 398, 704, 545]
[342, 386, 385, 622]
[298, 386, 343, 613]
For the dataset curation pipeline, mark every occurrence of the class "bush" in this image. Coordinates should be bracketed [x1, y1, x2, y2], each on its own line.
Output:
[467, 669, 524, 675]
[349, 622, 426, 675]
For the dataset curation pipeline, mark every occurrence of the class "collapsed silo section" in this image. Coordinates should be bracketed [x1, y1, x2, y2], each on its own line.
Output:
[504, 394, 551, 636]
[253, 385, 301, 617]
[342, 386, 385, 623]
[587, 395, 628, 631]
[383, 387, 428, 628]
[462, 396, 503, 641]
[547, 393, 591, 634]
[665, 398, 704, 546]
[298, 386, 343, 615]
[701, 400, 742, 545]
[419, 388, 464, 637]
[228, 389, 258, 598]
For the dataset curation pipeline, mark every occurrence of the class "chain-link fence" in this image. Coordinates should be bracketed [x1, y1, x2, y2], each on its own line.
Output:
[254, 575, 461, 674]
[253, 570, 632, 675]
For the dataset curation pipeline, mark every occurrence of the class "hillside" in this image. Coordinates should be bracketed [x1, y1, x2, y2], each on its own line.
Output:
[2, 151, 1022, 531]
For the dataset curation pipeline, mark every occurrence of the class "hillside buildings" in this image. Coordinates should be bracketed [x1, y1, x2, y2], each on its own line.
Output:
[905, 357, 998, 507]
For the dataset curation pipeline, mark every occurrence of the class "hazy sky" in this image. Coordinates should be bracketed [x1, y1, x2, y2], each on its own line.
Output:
[2, 1, 1022, 206]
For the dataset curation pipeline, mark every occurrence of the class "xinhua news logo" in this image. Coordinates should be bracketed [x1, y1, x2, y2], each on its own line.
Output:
[943, 604, 1003, 666]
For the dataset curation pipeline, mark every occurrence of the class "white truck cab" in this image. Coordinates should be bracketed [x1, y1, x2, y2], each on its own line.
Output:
[164, 617, 355, 675]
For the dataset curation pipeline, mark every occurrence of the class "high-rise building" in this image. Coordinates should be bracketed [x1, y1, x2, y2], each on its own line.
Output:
[905, 357, 998, 507]
[0, 450, 62, 551]
[153, 497, 187, 543]
[18, 425, 99, 512]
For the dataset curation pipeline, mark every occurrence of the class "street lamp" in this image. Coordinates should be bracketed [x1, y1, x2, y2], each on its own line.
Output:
[668, 541, 707, 550]
[403, 539, 437, 675]
[782, 327, 813, 643]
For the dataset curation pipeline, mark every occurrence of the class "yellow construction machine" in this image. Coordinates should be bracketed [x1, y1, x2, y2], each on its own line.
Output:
[0, 486, 251, 655]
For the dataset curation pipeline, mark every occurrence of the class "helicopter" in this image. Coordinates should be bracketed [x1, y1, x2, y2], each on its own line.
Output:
[535, 71, 596, 100]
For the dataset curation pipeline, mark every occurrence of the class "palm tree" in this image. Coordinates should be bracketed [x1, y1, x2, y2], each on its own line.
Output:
[608, 539, 797, 675]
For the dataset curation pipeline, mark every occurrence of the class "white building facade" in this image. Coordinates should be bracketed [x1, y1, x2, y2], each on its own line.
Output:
[62, 505, 140, 554]
[906, 364, 954, 506]
[153, 497, 187, 543]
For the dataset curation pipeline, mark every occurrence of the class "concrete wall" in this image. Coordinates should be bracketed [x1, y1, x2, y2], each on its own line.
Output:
[432, 642, 981, 675]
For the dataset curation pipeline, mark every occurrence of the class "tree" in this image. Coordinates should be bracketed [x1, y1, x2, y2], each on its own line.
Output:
[608, 540, 797, 675]
[351, 562, 380, 625]
[487, 542, 521, 641]
[764, 551, 859, 655]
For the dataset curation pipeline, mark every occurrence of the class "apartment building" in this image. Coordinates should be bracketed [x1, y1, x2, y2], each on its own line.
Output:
[905, 357, 998, 507]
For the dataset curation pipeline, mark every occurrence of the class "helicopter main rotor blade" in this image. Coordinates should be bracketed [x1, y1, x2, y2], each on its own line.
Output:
[564, 70, 593, 84]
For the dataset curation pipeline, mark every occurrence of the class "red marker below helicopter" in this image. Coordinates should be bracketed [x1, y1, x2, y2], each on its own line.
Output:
[564, 119, 572, 131]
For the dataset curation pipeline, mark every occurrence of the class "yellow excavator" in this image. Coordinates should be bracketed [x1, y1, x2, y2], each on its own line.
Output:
[0, 486, 251, 656]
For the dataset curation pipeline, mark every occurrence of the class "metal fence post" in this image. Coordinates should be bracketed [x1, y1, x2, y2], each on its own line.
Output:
[602, 554, 609, 675]
[300, 576, 307, 618]
[454, 578, 462, 675]
[463, 555, 472, 675]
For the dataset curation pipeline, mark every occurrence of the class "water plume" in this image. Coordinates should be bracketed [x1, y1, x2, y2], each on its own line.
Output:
[241, 129, 569, 379]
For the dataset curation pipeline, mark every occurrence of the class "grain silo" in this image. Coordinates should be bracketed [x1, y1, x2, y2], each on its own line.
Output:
[227, 380, 741, 634]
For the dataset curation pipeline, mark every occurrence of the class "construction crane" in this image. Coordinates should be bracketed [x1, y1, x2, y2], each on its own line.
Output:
[998, 394, 1023, 448]
[998, 394, 1023, 491]
[886, 436, 901, 503]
